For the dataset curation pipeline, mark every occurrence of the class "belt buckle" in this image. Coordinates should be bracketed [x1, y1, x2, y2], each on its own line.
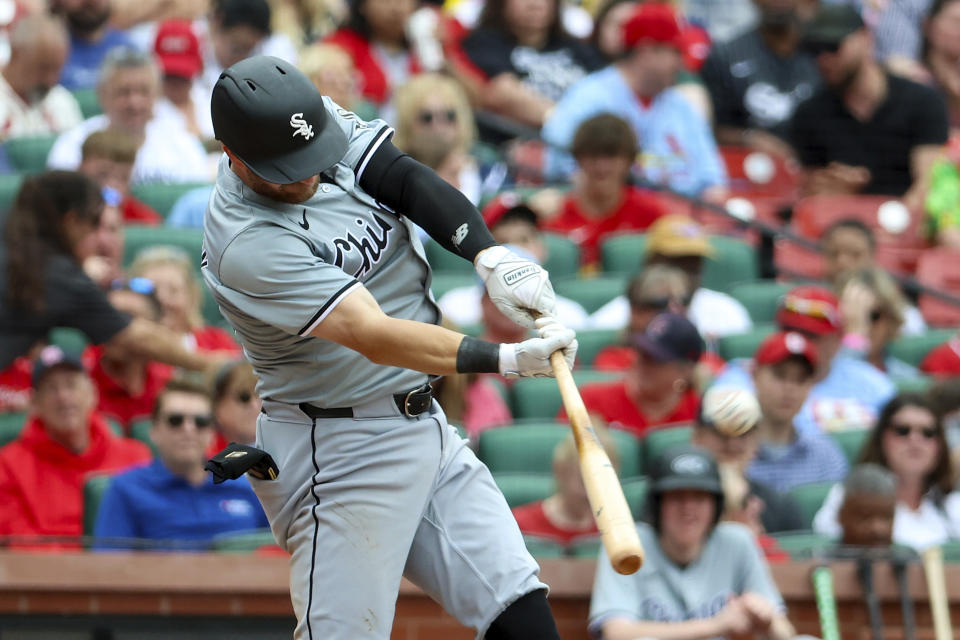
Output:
[403, 383, 431, 417]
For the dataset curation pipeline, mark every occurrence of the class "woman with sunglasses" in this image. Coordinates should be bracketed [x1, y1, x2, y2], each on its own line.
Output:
[0, 171, 216, 375]
[812, 393, 960, 550]
[210, 360, 262, 449]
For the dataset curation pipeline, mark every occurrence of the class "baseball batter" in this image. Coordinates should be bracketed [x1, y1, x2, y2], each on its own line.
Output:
[201, 56, 577, 640]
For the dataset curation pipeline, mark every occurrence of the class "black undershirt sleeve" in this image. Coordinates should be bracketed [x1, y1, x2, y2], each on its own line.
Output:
[358, 140, 496, 262]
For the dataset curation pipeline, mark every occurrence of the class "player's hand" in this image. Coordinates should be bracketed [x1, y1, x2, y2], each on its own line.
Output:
[498, 318, 577, 378]
[474, 245, 556, 328]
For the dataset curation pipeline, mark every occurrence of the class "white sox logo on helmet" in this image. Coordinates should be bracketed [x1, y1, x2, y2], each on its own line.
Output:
[290, 113, 315, 140]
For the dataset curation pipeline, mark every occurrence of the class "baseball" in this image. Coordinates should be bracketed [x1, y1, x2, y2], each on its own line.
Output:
[744, 152, 775, 185]
[702, 387, 761, 437]
[876, 200, 910, 234]
[725, 197, 756, 221]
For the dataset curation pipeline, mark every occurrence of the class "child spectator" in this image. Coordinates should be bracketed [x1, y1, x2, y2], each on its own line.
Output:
[0, 346, 150, 545]
[838, 463, 897, 548]
[94, 376, 267, 549]
[80, 185, 126, 288]
[78, 129, 162, 225]
[814, 393, 960, 551]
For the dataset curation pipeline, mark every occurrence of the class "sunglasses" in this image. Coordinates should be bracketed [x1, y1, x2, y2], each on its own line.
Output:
[890, 423, 938, 440]
[110, 276, 156, 295]
[163, 412, 213, 429]
[417, 109, 457, 125]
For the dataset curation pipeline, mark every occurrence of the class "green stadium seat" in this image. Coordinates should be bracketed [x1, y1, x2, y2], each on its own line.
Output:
[201, 284, 228, 328]
[424, 239, 473, 274]
[72, 87, 101, 119]
[729, 281, 792, 325]
[4, 135, 57, 173]
[522, 535, 567, 558]
[643, 426, 693, 469]
[610, 430, 643, 478]
[599, 234, 758, 294]
[123, 226, 203, 273]
[569, 536, 602, 558]
[130, 419, 158, 457]
[130, 181, 212, 218]
[894, 376, 933, 394]
[942, 539, 960, 564]
[553, 275, 629, 314]
[787, 481, 836, 529]
[622, 475, 649, 520]
[493, 472, 554, 508]
[0, 172, 24, 214]
[510, 370, 619, 420]
[83, 473, 113, 538]
[212, 528, 278, 552]
[430, 272, 477, 301]
[575, 328, 622, 367]
[478, 424, 569, 474]
[48, 327, 90, 354]
[541, 232, 580, 279]
[828, 429, 869, 465]
[0, 412, 27, 447]
[771, 531, 835, 560]
[716, 323, 776, 361]
[888, 329, 955, 367]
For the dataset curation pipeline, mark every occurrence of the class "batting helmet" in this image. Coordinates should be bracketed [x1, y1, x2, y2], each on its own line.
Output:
[646, 444, 724, 532]
[210, 55, 348, 184]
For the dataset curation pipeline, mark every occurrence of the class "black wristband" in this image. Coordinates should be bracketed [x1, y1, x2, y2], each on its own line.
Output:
[456, 336, 500, 374]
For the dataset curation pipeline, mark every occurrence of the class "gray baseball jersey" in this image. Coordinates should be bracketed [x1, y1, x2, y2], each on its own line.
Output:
[201, 99, 437, 407]
[589, 522, 785, 639]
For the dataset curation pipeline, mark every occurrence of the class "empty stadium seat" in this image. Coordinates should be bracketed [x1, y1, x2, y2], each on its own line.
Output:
[828, 429, 869, 465]
[130, 181, 213, 218]
[915, 248, 960, 327]
[730, 281, 792, 324]
[4, 135, 57, 173]
[642, 426, 693, 469]
[716, 323, 776, 361]
[541, 232, 581, 279]
[553, 275, 628, 314]
[510, 370, 619, 420]
[719, 146, 801, 201]
[787, 481, 835, 529]
[493, 472, 554, 507]
[575, 328, 622, 367]
[83, 474, 113, 539]
[888, 329, 956, 367]
[0, 412, 27, 447]
[123, 226, 203, 273]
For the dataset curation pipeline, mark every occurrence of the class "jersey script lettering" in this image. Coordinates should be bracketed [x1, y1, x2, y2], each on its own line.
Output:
[332, 213, 393, 278]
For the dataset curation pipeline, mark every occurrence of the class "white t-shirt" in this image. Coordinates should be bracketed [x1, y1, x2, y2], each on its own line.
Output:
[0, 75, 83, 140]
[589, 287, 753, 339]
[47, 114, 211, 184]
[813, 483, 960, 551]
[438, 285, 591, 330]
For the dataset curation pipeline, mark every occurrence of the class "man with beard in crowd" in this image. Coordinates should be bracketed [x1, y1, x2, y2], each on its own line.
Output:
[52, 0, 138, 91]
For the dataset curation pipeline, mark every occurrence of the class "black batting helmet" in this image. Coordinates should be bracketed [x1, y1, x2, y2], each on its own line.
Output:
[210, 55, 348, 184]
[646, 444, 724, 533]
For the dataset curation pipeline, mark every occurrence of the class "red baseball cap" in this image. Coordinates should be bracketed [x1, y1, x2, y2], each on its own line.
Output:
[775, 285, 842, 336]
[154, 20, 202, 79]
[622, 2, 683, 51]
[481, 192, 539, 229]
[754, 331, 818, 371]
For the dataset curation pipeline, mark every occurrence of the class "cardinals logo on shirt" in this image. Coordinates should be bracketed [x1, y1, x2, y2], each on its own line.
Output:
[290, 113, 314, 140]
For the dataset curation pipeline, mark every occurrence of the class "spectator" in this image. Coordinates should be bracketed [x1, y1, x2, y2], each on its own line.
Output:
[0, 171, 214, 374]
[512, 429, 619, 545]
[79, 185, 125, 288]
[929, 378, 960, 485]
[588, 0, 639, 62]
[790, 4, 948, 210]
[78, 129, 162, 225]
[94, 375, 267, 549]
[561, 312, 702, 438]
[710, 285, 896, 433]
[540, 114, 666, 266]
[868, 0, 935, 82]
[836, 266, 920, 379]
[211, 360, 261, 448]
[47, 47, 210, 184]
[700, 0, 820, 157]
[53, 0, 139, 91]
[589, 444, 796, 640]
[838, 463, 897, 548]
[814, 393, 960, 551]
[459, 0, 604, 129]
[437, 210, 590, 330]
[0, 345, 151, 544]
[541, 3, 728, 201]
[590, 215, 753, 340]
[84, 278, 174, 430]
[299, 43, 375, 120]
[392, 73, 481, 205]
[0, 13, 82, 140]
[152, 20, 215, 147]
[692, 386, 806, 534]
[683, 0, 758, 45]
[926, 135, 960, 249]
[920, 0, 960, 132]
[128, 245, 240, 354]
[745, 331, 848, 493]
[820, 218, 926, 335]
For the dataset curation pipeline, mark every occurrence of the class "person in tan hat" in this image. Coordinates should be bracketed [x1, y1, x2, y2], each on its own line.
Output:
[590, 214, 753, 339]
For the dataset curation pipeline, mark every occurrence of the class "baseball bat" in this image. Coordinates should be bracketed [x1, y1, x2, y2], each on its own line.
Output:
[811, 565, 841, 640]
[921, 546, 953, 640]
[548, 349, 645, 574]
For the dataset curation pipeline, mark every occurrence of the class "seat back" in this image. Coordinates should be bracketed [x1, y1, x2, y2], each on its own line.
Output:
[83, 473, 114, 538]
[123, 227, 204, 274]
[730, 281, 793, 324]
[575, 328, 621, 367]
[0, 412, 27, 448]
[719, 146, 801, 200]
[4, 135, 57, 173]
[0, 172, 24, 215]
[887, 329, 956, 367]
[716, 323, 776, 361]
[130, 181, 213, 218]
[553, 275, 628, 314]
[510, 370, 619, 420]
[642, 426, 693, 470]
[827, 429, 869, 465]
[492, 472, 554, 507]
[786, 481, 836, 529]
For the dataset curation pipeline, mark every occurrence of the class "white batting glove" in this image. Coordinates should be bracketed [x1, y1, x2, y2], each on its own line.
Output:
[498, 317, 577, 378]
[475, 245, 557, 328]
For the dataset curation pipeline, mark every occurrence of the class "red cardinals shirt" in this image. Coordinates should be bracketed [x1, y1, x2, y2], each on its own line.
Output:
[0, 413, 150, 542]
[511, 500, 598, 545]
[558, 379, 700, 438]
[920, 335, 960, 377]
[594, 345, 727, 377]
[84, 346, 174, 431]
[543, 186, 666, 266]
[122, 197, 162, 225]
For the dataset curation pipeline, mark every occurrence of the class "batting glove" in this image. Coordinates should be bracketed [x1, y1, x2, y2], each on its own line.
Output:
[498, 317, 577, 378]
[474, 245, 557, 328]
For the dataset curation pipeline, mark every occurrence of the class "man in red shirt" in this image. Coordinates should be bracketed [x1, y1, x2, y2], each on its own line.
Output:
[512, 429, 620, 545]
[0, 346, 151, 546]
[542, 113, 666, 266]
[561, 312, 702, 438]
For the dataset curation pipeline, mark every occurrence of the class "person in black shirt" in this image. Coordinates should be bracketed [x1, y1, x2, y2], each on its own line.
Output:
[789, 4, 948, 208]
[700, 0, 820, 158]
[0, 170, 217, 373]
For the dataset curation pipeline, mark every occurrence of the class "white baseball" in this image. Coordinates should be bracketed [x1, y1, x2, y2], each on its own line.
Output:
[744, 152, 775, 185]
[725, 197, 756, 221]
[703, 387, 761, 437]
[877, 200, 910, 234]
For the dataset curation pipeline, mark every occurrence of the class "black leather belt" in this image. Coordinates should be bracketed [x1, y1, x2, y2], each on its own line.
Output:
[298, 383, 434, 419]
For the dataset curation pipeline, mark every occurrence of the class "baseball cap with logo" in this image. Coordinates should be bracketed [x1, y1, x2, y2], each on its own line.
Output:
[802, 4, 865, 56]
[647, 214, 715, 258]
[153, 20, 202, 79]
[754, 331, 819, 372]
[775, 285, 842, 336]
[650, 444, 723, 495]
[32, 345, 85, 388]
[622, 2, 683, 51]
[629, 311, 704, 363]
[211, 55, 348, 184]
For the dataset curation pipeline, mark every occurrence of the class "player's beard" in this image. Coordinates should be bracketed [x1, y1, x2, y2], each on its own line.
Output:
[249, 175, 321, 203]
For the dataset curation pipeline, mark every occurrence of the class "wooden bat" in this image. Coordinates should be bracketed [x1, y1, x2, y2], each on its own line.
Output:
[921, 546, 953, 640]
[549, 349, 645, 574]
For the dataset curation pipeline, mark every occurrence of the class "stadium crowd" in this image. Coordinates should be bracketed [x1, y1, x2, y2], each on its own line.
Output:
[1, 0, 960, 637]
